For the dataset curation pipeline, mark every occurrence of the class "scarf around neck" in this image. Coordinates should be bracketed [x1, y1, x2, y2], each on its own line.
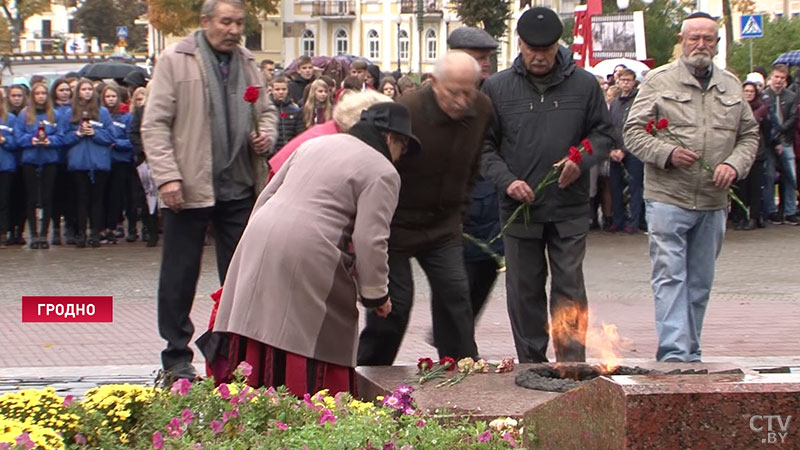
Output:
[196, 31, 253, 197]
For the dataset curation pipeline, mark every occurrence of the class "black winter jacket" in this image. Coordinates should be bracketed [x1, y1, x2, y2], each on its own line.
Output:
[271, 96, 305, 156]
[609, 89, 638, 152]
[481, 47, 614, 235]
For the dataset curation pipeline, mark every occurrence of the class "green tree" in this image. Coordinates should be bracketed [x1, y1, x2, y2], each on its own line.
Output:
[727, 16, 800, 78]
[148, 0, 278, 36]
[74, 0, 147, 49]
[0, 0, 51, 49]
[600, 0, 687, 67]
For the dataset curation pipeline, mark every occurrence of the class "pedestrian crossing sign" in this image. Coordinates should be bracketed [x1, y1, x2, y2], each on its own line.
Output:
[740, 14, 763, 39]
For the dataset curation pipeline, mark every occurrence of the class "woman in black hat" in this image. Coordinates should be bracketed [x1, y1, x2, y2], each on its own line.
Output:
[205, 103, 419, 396]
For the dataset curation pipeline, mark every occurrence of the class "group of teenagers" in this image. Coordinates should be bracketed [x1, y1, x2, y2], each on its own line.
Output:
[260, 55, 427, 158]
[0, 73, 158, 249]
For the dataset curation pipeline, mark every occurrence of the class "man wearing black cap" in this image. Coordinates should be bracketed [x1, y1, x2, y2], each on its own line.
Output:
[623, 13, 758, 363]
[447, 27, 498, 82]
[358, 51, 491, 365]
[481, 7, 613, 363]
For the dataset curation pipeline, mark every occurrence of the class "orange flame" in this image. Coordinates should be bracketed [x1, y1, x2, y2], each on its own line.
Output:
[550, 303, 622, 374]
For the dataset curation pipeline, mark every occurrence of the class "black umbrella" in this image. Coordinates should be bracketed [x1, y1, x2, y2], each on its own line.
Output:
[78, 61, 148, 80]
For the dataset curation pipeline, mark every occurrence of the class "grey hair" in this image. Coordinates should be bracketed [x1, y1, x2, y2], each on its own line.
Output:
[201, 0, 244, 18]
[433, 51, 481, 81]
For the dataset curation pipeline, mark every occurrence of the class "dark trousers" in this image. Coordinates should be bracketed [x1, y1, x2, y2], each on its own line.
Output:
[106, 162, 136, 231]
[504, 225, 588, 363]
[158, 196, 254, 371]
[466, 258, 500, 321]
[0, 171, 13, 236]
[22, 164, 57, 237]
[51, 164, 74, 233]
[609, 156, 644, 228]
[9, 170, 26, 236]
[733, 159, 764, 222]
[357, 243, 478, 366]
[72, 171, 110, 239]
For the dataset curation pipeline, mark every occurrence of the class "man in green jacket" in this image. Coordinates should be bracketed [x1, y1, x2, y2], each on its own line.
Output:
[623, 12, 758, 362]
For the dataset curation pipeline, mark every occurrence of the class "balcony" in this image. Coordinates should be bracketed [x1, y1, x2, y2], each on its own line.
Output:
[400, 0, 443, 14]
[311, 0, 356, 17]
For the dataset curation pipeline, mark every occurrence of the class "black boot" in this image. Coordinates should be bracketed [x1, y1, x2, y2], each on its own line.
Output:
[29, 232, 40, 249]
[75, 232, 86, 248]
[39, 221, 50, 249]
[88, 230, 101, 248]
[51, 225, 61, 245]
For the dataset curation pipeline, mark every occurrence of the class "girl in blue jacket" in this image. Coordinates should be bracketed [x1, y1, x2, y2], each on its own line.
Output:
[15, 82, 64, 249]
[50, 78, 74, 246]
[101, 83, 134, 244]
[0, 89, 17, 248]
[61, 78, 114, 248]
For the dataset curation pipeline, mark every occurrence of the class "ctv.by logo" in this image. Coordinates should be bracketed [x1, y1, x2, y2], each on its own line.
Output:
[750, 415, 791, 444]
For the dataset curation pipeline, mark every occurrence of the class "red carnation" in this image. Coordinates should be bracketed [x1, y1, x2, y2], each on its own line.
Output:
[439, 356, 456, 371]
[645, 119, 656, 134]
[280, 112, 288, 119]
[568, 146, 583, 164]
[417, 357, 434, 371]
[656, 118, 669, 130]
[581, 139, 593, 155]
[243, 85, 260, 103]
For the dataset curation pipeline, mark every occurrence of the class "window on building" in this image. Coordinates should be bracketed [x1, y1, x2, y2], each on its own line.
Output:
[302, 29, 315, 57]
[245, 23, 263, 51]
[41, 20, 52, 39]
[334, 28, 348, 55]
[68, 19, 77, 34]
[368, 29, 379, 60]
[425, 28, 437, 60]
[399, 29, 409, 60]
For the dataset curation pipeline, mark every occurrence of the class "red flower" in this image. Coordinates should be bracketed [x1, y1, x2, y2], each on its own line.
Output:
[439, 356, 456, 371]
[280, 112, 288, 119]
[645, 119, 655, 134]
[243, 85, 260, 103]
[580, 139, 593, 155]
[568, 146, 583, 164]
[417, 357, 434, 371]
[656, 118, 669, 130]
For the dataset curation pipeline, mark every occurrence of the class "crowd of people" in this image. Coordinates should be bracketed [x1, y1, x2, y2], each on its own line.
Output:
[1, 71, 156, 249]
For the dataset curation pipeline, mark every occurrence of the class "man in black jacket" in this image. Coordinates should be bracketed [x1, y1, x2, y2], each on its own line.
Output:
[481, 7, 613, 363]
[762, 64, 798, 225]
[608, 68, 643, 234]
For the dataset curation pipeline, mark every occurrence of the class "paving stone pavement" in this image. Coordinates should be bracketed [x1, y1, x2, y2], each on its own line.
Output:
[1, 225, 799, 395]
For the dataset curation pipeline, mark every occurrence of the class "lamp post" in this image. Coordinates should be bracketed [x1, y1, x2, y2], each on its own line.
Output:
[444, 11, 451, 39]
[616, 0, 630, 11]
[394, 17, 402, 72]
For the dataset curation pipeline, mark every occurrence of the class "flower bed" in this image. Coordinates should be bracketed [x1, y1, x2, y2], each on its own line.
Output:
[0, 365, 528, 449]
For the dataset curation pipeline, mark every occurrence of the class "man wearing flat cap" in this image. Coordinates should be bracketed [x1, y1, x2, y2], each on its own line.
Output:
[448, 27, 505, 337]
[623, 13, 758, 362]
[481, 7, 614, 363]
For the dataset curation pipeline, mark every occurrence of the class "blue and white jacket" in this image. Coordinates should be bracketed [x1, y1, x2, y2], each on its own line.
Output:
[15, 109, 64, 167]
[0, 113, 17, 173]
[61, 106, 115, 173]
[110, 112, 133, 163]
[53, 104, 71, 164]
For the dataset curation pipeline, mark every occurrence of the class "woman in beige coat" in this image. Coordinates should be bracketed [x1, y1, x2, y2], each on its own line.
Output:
[209, 103, 420, 396]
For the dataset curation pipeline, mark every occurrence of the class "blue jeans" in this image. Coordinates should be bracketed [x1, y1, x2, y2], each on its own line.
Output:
[609, 155, 644, 228]
[645, 201, 726, 362]
[765, 145, 797, 217]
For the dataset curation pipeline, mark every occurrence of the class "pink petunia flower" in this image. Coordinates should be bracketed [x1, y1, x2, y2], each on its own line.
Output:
[477, 430, 492, 443]
[0, 443, 10, 450]
[209, 420, 224, 435]
[222, 408, 239, 423]
[275, 421, 288, 431]
[170, 378, 192, 396]
[236, 361, 253, 377]
[15, 433, 34, 450]
[318, 408, 337, 425]
[152, 431, 164, 449]
[73, 434, 88, 446]
[181, 408, 195, 425]
[382, 442, 395, 450]
[167, 417, 183, 438]
[502, 432, 519, 448]
[192, 444, 204, 450]
[217, 383, 230, 399]
[63, 394, 74, 406]
[416, 420, 426, 428]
